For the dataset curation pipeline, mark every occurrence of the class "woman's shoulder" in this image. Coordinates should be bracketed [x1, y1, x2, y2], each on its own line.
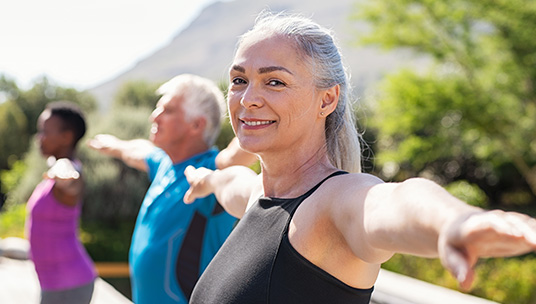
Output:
[330, 172, 384, 188]
[310, 172, 385, 207]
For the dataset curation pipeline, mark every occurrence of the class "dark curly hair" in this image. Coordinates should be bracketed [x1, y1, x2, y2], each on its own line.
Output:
[45, 101, 87, 148]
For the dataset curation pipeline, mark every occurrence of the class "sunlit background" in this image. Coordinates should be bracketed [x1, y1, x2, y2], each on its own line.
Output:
[0, 0, 216, 90]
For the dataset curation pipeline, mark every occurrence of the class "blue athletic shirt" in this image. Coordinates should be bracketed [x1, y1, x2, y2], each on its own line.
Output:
[129, 147, 237, 303]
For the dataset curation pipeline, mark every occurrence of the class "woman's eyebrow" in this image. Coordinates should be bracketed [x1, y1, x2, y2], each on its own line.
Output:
[258, 66, 293, 75]
[231, 65, 245, 73]
[231, 64, 293, 75]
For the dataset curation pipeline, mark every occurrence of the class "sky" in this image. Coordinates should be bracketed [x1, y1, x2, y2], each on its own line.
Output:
[0, 0, 217, 90]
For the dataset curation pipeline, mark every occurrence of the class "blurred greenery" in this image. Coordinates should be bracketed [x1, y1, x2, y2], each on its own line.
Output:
[354, 0, 536, 207]
[112, 79, 160, 110]
[445, 180, 489, 208]
[0, 203, 26, 238]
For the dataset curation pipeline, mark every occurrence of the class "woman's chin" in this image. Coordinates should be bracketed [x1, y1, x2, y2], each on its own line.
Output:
[237, 139, 269, 155]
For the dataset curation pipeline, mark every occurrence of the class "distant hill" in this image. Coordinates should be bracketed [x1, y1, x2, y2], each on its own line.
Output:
[88, 0, 424, 111]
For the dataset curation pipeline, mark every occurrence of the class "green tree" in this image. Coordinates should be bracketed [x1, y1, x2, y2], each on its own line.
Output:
[0, 101, 27, 170]
[0, 101, 28, 208]
[17, 76, 97, 136]
[113, 79, 160, 110]
[80, 107, 153, 220]
[354, 0, 536, 205]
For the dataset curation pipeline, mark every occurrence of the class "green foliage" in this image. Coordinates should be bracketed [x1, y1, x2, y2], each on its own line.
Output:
[215, 117, 236, 150]
[471, 257, 536, 304]
[0, 203, 26, 238]
[0, 101, 28, 170]
[1, 144, 47, 209]
[382, 254, 536, 304]
[81, 220, 135, 262]
[445, 180, 488, 208]
[79, 107, 153, 220]
[354, 0, 536, 204]
[382, 255, 459, 290]
[16, 76, 97, 136]
[0, 160, 28, 206]
[112, 80, 161, 110]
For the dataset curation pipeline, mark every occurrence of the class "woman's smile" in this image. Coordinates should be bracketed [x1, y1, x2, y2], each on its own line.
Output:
[240, 118, 276, 128]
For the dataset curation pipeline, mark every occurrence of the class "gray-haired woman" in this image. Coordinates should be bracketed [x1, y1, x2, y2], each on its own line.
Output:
[184, 11, 536, 304]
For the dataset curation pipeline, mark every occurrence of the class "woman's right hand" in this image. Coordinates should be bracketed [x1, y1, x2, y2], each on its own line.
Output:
[184, 165, 216, 204]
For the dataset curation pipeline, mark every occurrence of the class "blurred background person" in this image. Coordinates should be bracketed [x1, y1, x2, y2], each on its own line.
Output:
[26, 101, 96, 304]
[88, 73, 257, 303]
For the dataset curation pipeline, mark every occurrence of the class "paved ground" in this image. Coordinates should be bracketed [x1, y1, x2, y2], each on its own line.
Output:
[0, 257, 132, 304]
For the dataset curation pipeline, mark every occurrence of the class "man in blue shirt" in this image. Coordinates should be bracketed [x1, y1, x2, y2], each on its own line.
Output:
[88, 74, 256, 303]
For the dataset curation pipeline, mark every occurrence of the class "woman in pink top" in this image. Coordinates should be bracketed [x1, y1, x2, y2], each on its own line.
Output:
[25, 101, 97, 304]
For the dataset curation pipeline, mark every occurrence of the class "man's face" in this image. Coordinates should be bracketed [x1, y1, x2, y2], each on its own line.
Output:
[149, 94, 193, 151]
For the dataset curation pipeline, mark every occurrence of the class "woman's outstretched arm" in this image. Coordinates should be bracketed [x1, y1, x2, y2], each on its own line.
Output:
[184, 165, 260, 218]
[332, 174, 536, 289]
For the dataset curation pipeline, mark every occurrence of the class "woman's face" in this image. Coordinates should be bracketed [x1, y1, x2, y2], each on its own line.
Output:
[36, 110, 70, 158]
[228, 34, 323, 155]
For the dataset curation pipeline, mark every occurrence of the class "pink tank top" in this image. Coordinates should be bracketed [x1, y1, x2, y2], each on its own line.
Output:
[25, 178, 97, 290]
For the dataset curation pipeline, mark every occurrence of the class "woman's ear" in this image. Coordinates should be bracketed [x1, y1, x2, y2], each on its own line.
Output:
[319, 84, 340, 117]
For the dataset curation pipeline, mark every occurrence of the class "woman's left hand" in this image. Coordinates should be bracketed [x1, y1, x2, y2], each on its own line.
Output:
[438, 210, 536, 290]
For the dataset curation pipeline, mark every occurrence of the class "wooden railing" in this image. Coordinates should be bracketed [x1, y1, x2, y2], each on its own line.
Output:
[95, 262, 130, 278]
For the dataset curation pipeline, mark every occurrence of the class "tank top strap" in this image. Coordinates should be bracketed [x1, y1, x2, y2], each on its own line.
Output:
[298, 171, 348, 201]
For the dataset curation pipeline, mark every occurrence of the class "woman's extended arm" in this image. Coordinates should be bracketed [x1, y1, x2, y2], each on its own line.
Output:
[215, 137, 258, 169]
[46, 158, 84, 207]
[332, 175, 536, 289]
[184, 165, 260, 218]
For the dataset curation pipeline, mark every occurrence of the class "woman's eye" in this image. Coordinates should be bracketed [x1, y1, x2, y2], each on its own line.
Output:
[268, 79, 285, 86]
[232, 77, 247, 85]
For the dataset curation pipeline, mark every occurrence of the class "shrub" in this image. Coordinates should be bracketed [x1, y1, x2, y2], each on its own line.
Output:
[445, 180, 489, 208]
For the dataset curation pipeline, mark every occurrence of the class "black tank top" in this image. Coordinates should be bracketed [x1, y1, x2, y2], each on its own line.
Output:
[190, 171, 373, 304]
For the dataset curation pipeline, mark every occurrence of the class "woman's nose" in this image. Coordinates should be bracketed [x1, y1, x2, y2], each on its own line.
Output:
[240, 85, 263, 109]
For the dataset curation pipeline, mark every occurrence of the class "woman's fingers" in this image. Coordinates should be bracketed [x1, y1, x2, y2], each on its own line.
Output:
[184, 166, 214, 204]
[46, 158, 79, 180]
[440, 210, 536, 290]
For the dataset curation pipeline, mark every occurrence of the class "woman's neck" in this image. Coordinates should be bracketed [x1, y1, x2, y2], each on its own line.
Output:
[259, 146, 337, 198]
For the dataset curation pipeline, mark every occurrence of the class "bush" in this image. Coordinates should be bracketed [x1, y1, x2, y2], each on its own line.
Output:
[445, 180, 489, 208]
[81, 220, 135, 262]
[0, 101, 28, 170]
[79, 106, 153, 221]
[1, 144, 47, 210]
[0, 203, 26, 238]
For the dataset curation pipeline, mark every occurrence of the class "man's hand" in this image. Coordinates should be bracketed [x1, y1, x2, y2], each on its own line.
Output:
[87, 134, 122, 158]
